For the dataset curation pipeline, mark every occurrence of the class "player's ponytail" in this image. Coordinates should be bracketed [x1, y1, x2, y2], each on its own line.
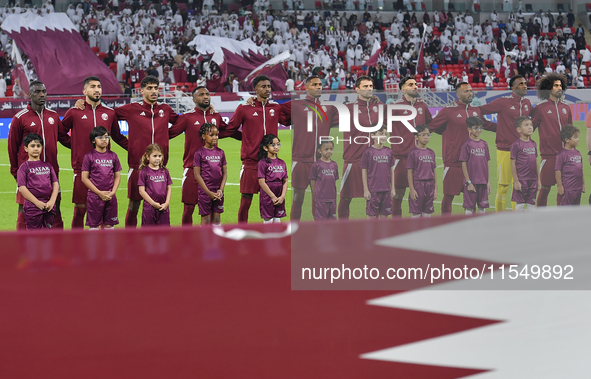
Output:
[259, 134, 279, 163]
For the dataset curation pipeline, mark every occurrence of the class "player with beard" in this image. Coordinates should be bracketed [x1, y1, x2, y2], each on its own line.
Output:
[225, 75, 290, 223]
[338, 76, 384, 219]
[8, 80, 70, 230]
[61, 76, 128, 228]
[390, 77, 433, 217]
[168, 86, 242, 225]
[479, 75, 532, 212]
[529, 73, 572, 206]
[429, 82, 496, 214]
[76, 75, 180, 227]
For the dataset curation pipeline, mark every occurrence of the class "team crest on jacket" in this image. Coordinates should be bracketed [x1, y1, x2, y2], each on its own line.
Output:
[524, 105, 529, 111]
[102, 113, 108, 121]
[418, 108, 423, 114]
[373, 106, 378, 112]
[322, 106, 327, 111]
[211, 118, 217, 125]
[159, 109, 164, 117]
[472, 112, 477, 116]
[48, 117, 55, 124]
[270, 109, 275, 116]
[562, 108, 567, 114]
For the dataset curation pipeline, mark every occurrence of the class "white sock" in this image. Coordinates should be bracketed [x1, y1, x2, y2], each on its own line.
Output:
[422, 213, 431, 218]
[89, 227, 100, 230]
[528, 205, 536, 211]
[465, 208, 474, 215]
[273, 217, 282, 223]
[263, 219, 273, 224]
[477, 208, 486, 214]
[515, 203, 525, 212]
[411, 214, 421, 218]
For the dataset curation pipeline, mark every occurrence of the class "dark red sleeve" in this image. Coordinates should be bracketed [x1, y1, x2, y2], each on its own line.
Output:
[280, 101, 292, 125]
[428, 108, 448, 134]
[279, 103, 290, 126]
[115, 104, 129, 120]
[168, 113, 187, 139]
[483, 119, 497, 132]
[57, 116, 71, 149]
[224, 105, 244, 136]
[478, 98, 502, 115]
[168, 105, 180, 125]
[8, 117, 23, 179]
[61, 108, 74, 134]
[217, 113, 242, 140]
[110, 112, 128, 150]
[530, 105, 540, 131]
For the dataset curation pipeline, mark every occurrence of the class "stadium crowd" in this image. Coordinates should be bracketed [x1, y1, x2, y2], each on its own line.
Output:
[2, 1, 591, 96]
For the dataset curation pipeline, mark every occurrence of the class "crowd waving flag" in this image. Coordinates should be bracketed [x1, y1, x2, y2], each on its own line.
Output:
[1, 13, 122, 95]
[188, 35, 288, 92]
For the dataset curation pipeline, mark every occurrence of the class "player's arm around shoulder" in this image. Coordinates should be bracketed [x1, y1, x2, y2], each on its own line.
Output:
[168, 113, 187, 139]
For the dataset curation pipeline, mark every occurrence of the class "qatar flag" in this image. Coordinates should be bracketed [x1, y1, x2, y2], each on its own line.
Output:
[188, 35, 288, 92]
[1, 13, 121, 95]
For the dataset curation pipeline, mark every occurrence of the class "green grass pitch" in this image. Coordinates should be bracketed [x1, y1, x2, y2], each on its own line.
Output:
[0, 123, 589, 230]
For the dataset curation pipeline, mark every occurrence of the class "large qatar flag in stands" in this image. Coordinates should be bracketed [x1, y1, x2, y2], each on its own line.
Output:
[188, 35, 288, 92]
[1, 13, 122, 95]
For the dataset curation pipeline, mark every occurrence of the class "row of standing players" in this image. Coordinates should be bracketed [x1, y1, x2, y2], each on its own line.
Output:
[7, 72, 586, 229]
[294, 72, 585, 220]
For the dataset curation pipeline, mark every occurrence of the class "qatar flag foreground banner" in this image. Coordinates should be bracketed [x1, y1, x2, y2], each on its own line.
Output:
[1, 13, 122, 95]
[1, 209, 590, 378]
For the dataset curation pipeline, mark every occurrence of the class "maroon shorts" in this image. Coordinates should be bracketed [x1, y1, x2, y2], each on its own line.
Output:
[198, 188, 224, 216]
[141, 205, 171, 226]
[539, 156, 557, 187]
[86, 192, 119, 227]
[72, 172, 88, 204]
[340, 162, 364, 199]
[314, 201, 337, 220]
[23, 200, 56, 229]
[240, 165, 260, 194]
[260, 181, 287, 219]
[463, 184, 490, 209]
[559, 190, 582, 206]
[408, 180, 435, 215]
[291, 161, 313, 190]
[443, 166, 464, 196]
[182, 167, 200, 205]
[366, 191, 392, 217]
[393, 157, 409, 189]
[127, 168, 142, 201]
[512, 179, 538, 205]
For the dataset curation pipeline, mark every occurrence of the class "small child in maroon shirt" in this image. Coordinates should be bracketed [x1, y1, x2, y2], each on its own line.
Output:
[555, 125, 586, 206]
[361, 124, 395, 219]
[510, 116, 540, 212]
[81, 126, 122, 230]
[460, 117, 491, 215]
[17, 133, 60, 229]
[194, 123, 227, 226]
[258, 134, 288, 223]
[138, 143, 173, 226]
[407, 124, 438, 217]
[309, 140, 339, 220]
